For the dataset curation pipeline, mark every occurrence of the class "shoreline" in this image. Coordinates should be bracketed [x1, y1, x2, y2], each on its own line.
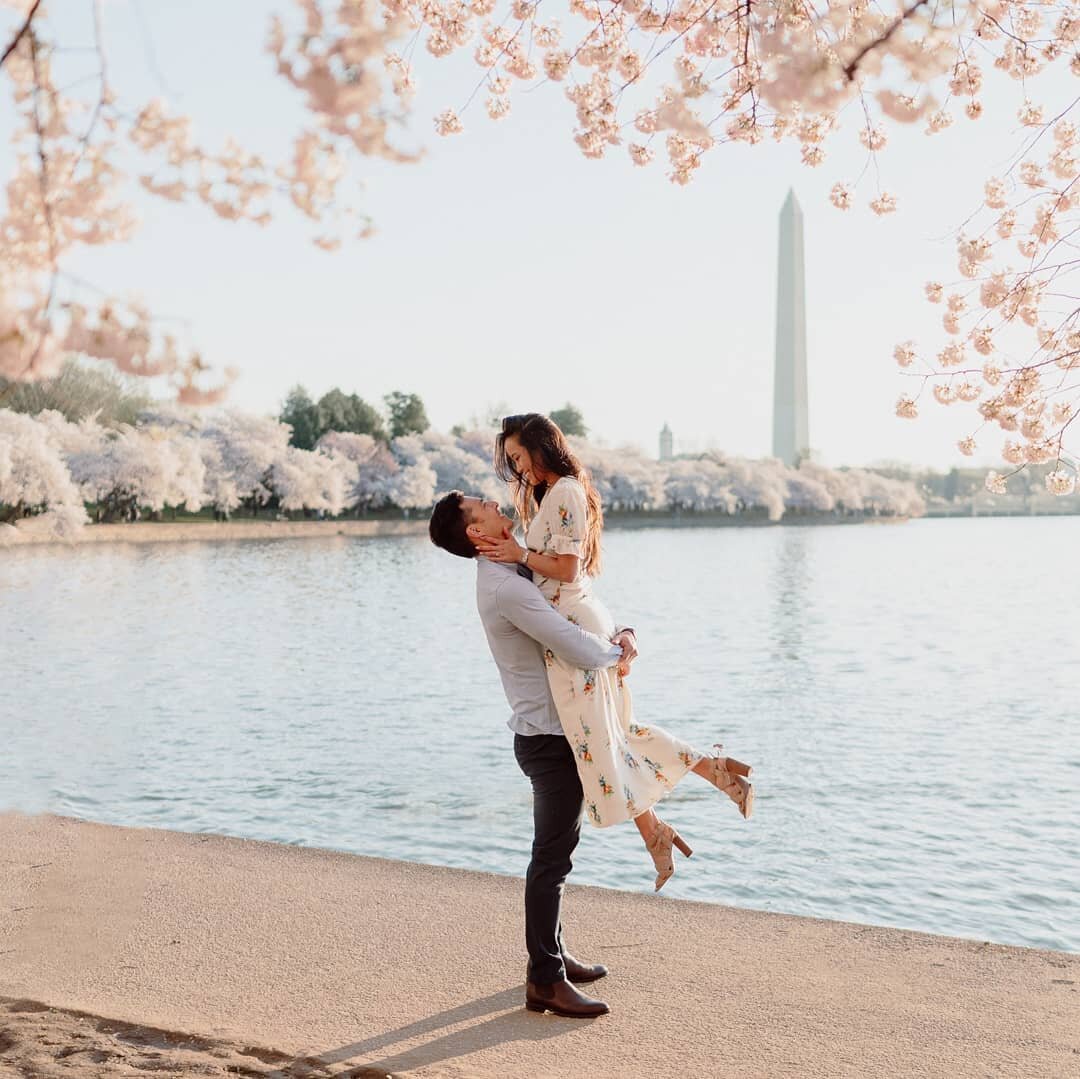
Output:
[3, 511, 905, 548]
[1, 517, 430, 546]
[1, 812, 1076, 1078]
[6, 508, 1079, 549]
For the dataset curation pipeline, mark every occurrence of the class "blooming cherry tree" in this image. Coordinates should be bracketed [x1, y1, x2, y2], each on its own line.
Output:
[0, 407, 87, 537]
[318, 430, 402, 510]
[388, 459, 438, 510]
[413, 429, 505, 502]
[661, 457, 737, 513]
[78, 427, 206, 521]
[573, 439, 667, 510]
[35, 409, 205, 520]
[8, 0, 1080, 488]
[896, 142, 1080, 494]
[783, 470, 835, 514]
[199, 412, 292, 515]
[271, 445, 347, 515]
[1, 404, 929, 536]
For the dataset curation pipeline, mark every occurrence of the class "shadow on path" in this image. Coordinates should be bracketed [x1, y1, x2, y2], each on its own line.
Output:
[271, 984, 588, 1077]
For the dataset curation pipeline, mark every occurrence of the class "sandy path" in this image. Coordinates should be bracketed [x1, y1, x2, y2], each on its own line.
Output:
[1, 813, 1077, 1078]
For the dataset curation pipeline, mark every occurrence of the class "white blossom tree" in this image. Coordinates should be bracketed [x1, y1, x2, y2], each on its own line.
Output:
[850, 467, 927, 517]
[199, 412, 291, 516]
[660, 457, 738, 513]
[798, 459, 867, 514]
[83, 428, 206, 521]
[716, 457, 789, 521]
[783, 470, 836, 514]
[387, 459, 438, 511]
[0, 407, 86, 539]
[36, 409, 205, 520]
[414, 430, 506, 502]
[572, 439, 667, 511]
[385, 433, 438, 510]
[454, 427, 499, 461]
[270, 444, 347, 516]
[1, 402, 932, 529]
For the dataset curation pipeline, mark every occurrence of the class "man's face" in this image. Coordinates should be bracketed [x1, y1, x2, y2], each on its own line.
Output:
[461, 496, 513, 544]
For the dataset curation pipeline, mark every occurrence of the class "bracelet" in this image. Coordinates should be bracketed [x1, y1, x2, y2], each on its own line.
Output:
[519, 547, 530, 566]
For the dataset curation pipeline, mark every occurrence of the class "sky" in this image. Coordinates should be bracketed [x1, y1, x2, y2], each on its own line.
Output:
[11, 1, 1079, 469]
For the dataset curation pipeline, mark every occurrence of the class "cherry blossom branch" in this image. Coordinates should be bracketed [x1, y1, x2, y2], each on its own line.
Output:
[976, 9, 1030, 49]
[621, 0, 728, 95]
[131, 0, 178, 98]
[0, 0, 42, 69]
[843, 0, 931, 82]
[16, 27, 61, 382]
[65, 0, 109, 185]
[28, 31, 57, 275]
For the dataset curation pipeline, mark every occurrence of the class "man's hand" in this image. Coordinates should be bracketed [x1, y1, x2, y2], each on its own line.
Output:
[474, 527, 525, 564]
[612, 629, 638, 678]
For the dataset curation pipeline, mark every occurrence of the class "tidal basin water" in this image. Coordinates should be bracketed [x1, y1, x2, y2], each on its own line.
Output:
[3, 518, 1079, 953]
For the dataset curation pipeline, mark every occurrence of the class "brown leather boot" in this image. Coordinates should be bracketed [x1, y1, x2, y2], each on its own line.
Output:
[562, 952, 608, 984]
[525, 978, 610, 1018]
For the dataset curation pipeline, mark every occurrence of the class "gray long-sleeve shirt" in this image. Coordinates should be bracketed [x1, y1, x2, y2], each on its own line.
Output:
[476, 559, 623, 737]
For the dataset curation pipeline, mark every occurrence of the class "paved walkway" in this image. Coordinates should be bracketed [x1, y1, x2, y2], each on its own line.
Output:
[1, 813, 1076, 1078]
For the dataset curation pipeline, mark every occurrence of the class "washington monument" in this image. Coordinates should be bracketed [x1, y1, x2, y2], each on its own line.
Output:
[773, 190, 810, 467]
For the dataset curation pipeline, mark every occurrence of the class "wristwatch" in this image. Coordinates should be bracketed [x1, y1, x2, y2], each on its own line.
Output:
[519, 546, 530, 565]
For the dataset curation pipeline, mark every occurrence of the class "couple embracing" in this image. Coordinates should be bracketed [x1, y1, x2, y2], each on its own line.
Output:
[429, 414, 754, 1019]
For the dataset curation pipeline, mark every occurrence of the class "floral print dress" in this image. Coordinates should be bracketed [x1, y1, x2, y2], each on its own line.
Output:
[527, 476, 703, 828]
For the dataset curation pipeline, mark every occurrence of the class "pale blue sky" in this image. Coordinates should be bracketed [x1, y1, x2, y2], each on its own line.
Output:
[16, 1, 1077, 468]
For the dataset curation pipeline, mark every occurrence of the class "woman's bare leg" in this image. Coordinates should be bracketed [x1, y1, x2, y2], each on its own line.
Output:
[633, 808, 659, 843]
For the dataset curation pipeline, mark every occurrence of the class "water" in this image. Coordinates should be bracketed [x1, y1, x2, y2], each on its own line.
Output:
[2, 518, 1078, 953]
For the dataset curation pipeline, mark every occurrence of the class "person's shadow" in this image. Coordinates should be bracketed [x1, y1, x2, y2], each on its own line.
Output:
[266, 984, 589, 1077]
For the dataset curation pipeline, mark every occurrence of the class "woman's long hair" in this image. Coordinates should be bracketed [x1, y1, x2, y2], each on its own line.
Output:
[494, 413, 604, 576]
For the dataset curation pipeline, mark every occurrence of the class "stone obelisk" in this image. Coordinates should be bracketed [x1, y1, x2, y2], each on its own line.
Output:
[773, 190, 810, 467]
[659, 422, 673, 461]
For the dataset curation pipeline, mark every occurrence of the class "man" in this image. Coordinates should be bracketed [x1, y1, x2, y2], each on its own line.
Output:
[429, 491, 638, 1019]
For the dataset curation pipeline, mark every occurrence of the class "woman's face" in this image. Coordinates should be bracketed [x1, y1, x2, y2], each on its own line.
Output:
[504, 434, 541, 486]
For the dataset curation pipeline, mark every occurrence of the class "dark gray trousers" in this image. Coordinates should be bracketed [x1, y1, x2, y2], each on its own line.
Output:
[513, 733, 584, 985]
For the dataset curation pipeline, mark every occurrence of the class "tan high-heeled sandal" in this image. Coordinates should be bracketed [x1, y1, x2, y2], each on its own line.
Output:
[644, 818, 693, 892]
[701, 744, 754, 819]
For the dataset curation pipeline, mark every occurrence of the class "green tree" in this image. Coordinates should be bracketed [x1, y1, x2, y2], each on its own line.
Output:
[385, 391, 429, 439]
[0, 358, 151, 426]
[315, 388, 386, 442]
[279, 385, 320, 449]
[549, 403, 587, 438]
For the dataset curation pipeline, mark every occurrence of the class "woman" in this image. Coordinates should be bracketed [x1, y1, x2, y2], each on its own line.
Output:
[474, 414, 754, 891]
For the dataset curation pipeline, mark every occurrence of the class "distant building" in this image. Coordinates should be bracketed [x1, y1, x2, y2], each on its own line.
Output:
[659, 422, 673, 461]
[773, 190, 810, 467]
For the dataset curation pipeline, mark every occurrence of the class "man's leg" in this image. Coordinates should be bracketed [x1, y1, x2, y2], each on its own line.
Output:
[513, 733, 583, 985]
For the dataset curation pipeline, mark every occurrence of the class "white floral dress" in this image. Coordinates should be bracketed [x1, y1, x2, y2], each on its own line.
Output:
[527, 475, 703, 828]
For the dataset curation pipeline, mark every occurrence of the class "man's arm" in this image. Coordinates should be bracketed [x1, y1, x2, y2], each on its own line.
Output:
[494, 574, 623, 669]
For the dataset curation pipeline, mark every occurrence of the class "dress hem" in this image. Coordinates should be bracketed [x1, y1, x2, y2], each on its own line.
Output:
[584, 751, 707, 830]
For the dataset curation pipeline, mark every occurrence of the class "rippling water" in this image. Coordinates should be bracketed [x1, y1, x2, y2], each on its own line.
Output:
[2, 518, 1078, 952]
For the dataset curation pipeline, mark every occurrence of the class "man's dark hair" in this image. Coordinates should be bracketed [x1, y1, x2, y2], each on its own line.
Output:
[429, 490, 476, 559]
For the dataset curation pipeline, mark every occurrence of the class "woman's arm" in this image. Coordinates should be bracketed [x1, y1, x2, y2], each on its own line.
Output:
[523, 548, 578, 583]
[474, 531, 579, 582]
